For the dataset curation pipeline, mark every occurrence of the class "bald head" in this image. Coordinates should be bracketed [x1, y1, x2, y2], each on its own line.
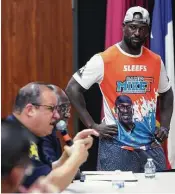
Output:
[48, 85, 70, 106]
[13, 82, 55, 113]
[48, 85, 71, 122]
[12, 82, 60, 137]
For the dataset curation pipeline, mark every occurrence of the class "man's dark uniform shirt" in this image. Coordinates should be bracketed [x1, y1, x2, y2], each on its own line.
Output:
[6, 115, 62, 187]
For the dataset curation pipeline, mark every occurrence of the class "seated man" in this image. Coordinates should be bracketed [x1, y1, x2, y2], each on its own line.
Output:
[6, 82, 99, 191]
[1, 119, 34, 193]
[1, 119, 98, 193]
[38, 85, 71, 165]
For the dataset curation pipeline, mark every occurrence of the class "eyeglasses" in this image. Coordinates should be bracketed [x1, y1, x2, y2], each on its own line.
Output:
[32, 103, 58, 112]
[117, 104, 133, 111]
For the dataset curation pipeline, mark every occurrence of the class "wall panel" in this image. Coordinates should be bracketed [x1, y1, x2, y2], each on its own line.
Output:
[2, 0, 74, 135]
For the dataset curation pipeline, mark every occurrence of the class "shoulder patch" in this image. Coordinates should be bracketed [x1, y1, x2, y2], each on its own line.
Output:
[29, 141, 40, 161]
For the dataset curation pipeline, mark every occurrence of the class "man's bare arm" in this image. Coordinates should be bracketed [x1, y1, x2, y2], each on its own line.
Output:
[66, 77, 95, 128]
[159, 87, 174, 128]
[155, 87, 174, 141]
[45, 140, 89, 192]
[65, 77, 117, 138]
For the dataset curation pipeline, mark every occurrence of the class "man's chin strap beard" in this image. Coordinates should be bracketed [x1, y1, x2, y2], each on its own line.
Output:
[124, 36, 145, 50]
[121, 122, 135, 132]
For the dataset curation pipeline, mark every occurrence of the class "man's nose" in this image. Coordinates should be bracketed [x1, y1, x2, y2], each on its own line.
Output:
[122, 107, 128, 112]
[64, 112, 71, 118]
[53, 110, 61, 120]
[134, 28, 140, 36]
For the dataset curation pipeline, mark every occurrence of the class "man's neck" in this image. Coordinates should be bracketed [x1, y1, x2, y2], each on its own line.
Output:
[12, 112, 34, 135]
[121, 122, 135, 132]
[119, 40, 142, 55]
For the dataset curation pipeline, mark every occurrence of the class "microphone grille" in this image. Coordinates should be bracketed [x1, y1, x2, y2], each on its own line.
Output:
[56, 120, 67, 131]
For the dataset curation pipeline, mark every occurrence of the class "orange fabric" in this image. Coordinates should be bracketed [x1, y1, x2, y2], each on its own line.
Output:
[121, 146, 135, 151]
[99, 45, 161, 111]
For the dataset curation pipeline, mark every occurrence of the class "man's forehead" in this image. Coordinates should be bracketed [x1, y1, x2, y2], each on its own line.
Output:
[126, 21, 148, 27]
[58, 95, 70, 105]
[56, 90, 69, 104]
[40, 88, 57, 103]
[118, 103, 132, 105]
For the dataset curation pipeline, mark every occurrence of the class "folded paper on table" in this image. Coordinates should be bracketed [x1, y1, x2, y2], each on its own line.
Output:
[82, 171, 137, 182]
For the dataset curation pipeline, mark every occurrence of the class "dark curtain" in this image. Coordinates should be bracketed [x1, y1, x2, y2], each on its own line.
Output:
[77, 0, 106, 171]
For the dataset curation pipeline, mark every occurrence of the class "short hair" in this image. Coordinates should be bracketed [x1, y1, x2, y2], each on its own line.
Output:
[133, 12, 143, 19]
[13, 82, 54, 113]
[1, 119, 35, 177]
[115, 95, 133, 106]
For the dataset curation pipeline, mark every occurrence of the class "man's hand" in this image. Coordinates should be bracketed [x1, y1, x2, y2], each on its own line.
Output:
[154, 126, 169, 143]
[64, 140, 89, 164]
[74, 129, 99, 140]
[73, 129, 99, 149]
[92, 123, 117, 138]
[18, 177, 59, 193]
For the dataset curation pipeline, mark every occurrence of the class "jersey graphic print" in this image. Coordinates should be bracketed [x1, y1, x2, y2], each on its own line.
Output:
[100, 46, 161, 148]
[117, 76, 153, 93]
[113, 77, 157, 147]
[77, 65, 87, 77]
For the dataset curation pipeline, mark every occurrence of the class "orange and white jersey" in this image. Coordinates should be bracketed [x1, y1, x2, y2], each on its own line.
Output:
[74, 43, 170, 124]
[73, 43, 170, 146]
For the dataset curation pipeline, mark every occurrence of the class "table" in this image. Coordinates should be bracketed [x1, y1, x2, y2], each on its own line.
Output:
[63, 172, 175, 193]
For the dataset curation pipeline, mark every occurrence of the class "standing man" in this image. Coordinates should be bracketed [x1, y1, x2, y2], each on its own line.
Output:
[66, 6, 174, 172]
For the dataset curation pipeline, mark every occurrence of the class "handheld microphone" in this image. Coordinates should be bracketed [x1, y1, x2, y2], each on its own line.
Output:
[56, 120, 73, 146]
[56, 120, 82, 180]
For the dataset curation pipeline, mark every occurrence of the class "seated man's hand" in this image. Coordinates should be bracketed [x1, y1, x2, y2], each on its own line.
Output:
[18, 177, 59, 193]
[73, 129, 99, 149]
[64, 140, 89, 164]
[154, 126, 169, 143]
[92, 123, 117, 139]
[74, 129, 99, 140]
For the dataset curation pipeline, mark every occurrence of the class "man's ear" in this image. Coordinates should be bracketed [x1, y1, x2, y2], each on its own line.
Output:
[115, 107, 118, 114]
[145, 26, 150, 38]
[132, 108, 134, 115]
[25, 104, 36, 117]
[145, 31, 149, 38]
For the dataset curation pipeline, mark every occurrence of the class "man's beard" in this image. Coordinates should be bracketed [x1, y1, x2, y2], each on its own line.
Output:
[120, 115, 133, 124]
[118, 113, 134, 131]
[124, 35, 145, 50]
